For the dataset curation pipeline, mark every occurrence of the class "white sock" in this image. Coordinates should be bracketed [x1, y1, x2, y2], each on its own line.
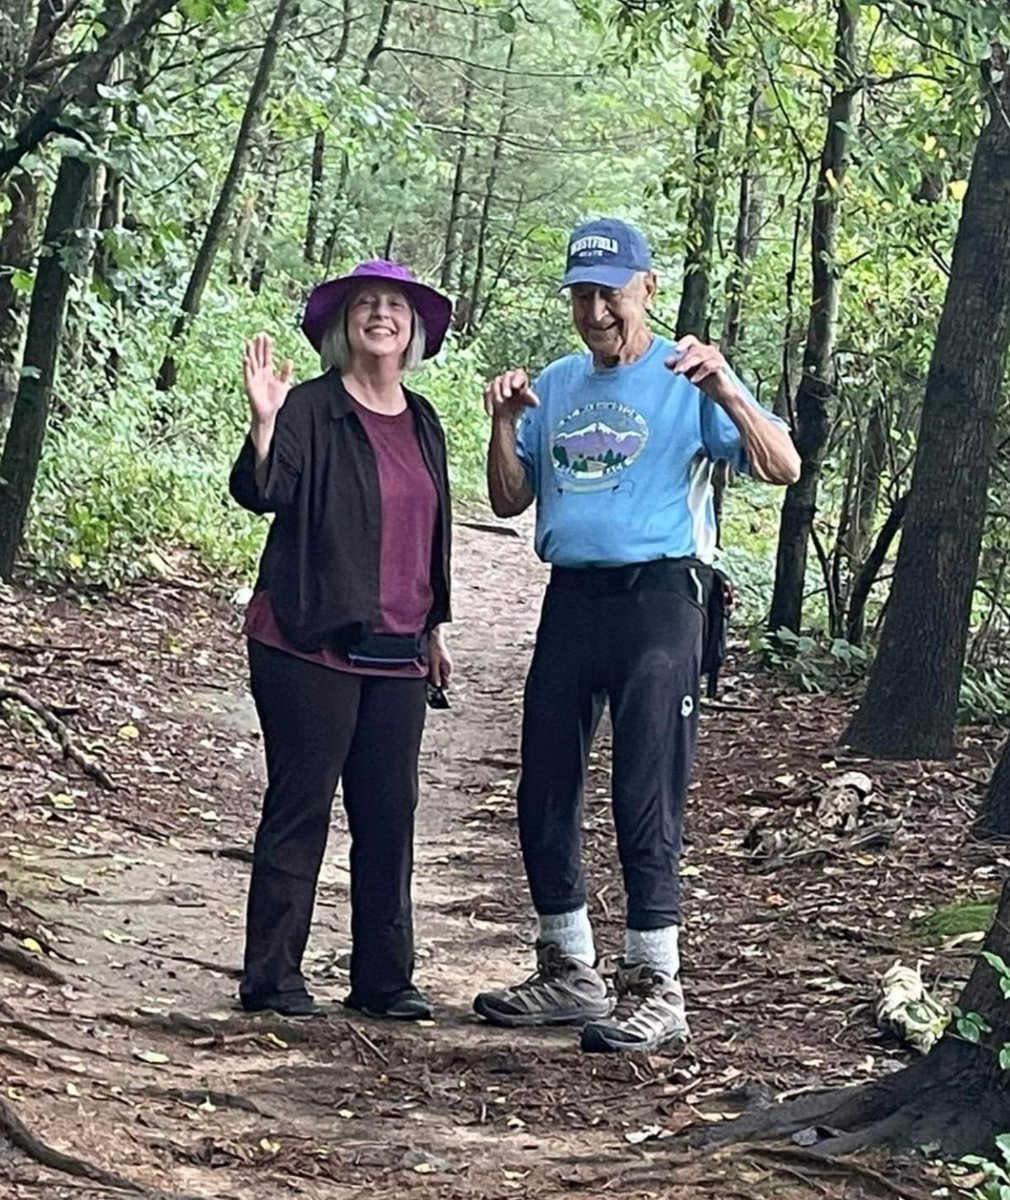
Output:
[538, 906, 596, 966]
[625, 925, 681, 978]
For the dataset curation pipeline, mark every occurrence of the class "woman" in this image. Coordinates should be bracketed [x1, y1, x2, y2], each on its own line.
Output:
[229, 259, 454, 1020]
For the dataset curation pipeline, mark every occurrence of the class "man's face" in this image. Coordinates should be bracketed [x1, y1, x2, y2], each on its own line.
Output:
[569, 272, 656, 360]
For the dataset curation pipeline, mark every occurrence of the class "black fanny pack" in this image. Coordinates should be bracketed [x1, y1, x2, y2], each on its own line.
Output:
[345, 631, 423, 670]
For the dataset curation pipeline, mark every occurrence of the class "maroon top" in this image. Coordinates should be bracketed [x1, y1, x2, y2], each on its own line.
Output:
[244, 398, 438, 677]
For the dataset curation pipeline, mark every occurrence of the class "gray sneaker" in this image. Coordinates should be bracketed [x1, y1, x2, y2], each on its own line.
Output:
[580, 960, 689, 1053]
[473, 942, 612, 1027]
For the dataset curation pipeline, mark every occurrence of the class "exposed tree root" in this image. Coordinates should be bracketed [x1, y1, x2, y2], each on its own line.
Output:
[0, 1092, 145, 1192]
[689, 1043, 1010, 1158]
[749, 1146, 934, 1200]
[0, 683, 117, 790]
[135, 1086, 275, 1117]
[96, 1008, 318, 1044]
[0, 940, 68, 984]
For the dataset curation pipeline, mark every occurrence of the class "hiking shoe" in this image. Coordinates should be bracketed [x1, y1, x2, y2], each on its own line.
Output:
[344, 986, 434, 1021]
[580, 961, 689, 1053]
[241, 993, 328, 1019]
[473, 942, 612, 1027]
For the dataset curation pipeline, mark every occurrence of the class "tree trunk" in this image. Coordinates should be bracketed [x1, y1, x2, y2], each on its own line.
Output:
[675, 0, 734, 341]
[302, 0, 352, 265]
[249, 149, 280, 295]
[440, 15, 480, 292]
[0, 154, 91, 579]
[700, 876, 1010, 1158]
[465, 36, 514, 341]
[721, 80, 764, 357]
[976, 736, 1010, 836]
[304, 129, 326, 264]
[0, 0, 74, 422]
[155, 0, 300, 391]
[319, 0, 396, 271]
[844, 491, 907, 645]
[768, 0, 857, 635]
[842, 49, 1010, 760]
[0, 173, 39, 423]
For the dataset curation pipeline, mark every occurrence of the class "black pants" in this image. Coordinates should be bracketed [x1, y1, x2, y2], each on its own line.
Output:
[518, 563, 708, 931]
[241, 640, 427, 1009]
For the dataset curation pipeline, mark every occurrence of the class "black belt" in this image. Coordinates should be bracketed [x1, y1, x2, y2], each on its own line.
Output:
[549, 558, 710, 599]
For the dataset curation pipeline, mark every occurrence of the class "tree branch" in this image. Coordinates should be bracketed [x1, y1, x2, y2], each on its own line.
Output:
[0, 0, 183, 182]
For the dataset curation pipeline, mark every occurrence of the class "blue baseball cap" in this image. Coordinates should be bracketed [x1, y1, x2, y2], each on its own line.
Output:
[560, 217, 652, 289]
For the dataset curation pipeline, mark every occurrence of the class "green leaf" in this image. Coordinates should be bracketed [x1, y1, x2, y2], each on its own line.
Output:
[982, 951, 1010, 979]
[999, 1046, 1010, 1071]
[497, 11, 516, 33]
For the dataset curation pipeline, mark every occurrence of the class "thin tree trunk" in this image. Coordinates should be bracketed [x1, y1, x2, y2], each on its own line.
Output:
[440, 16, 480, 292]
[319, 0, 395, 270]
[842, 50, 1010, 760]
[977, 736, 1010, 835]
[0, 0, 73, 421]
[249, 148, 280, 295]
[0, 173, 40, 423]
[844, 492, 907, 645]
[722, 80, 763, 356]
[465, 36, 514, 341]
[155, 0, 300, 391]
[768, 0, 857, 635]
[0, 155, 91, 579]
[676, 0, 734, 340]
[303, 0, 353, 264]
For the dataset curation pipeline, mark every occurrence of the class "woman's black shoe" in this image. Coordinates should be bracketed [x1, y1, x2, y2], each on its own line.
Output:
[344, 987, 434, 1021]
[241, 994, 328, 1018]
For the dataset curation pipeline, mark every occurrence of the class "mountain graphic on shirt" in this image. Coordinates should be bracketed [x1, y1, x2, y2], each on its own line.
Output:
[551, 417, 646, 479]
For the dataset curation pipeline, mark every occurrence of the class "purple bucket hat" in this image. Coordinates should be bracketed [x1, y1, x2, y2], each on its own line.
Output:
[301, 260, 453, 360]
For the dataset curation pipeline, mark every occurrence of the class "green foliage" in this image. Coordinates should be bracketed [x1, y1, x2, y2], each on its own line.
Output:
[962, 1134, 1010, 1200]
[960, 665, 1010, 726]
[953, 1007, 993, 1045]
[759, 627, 871, 694]
[908, 896, 998, 945]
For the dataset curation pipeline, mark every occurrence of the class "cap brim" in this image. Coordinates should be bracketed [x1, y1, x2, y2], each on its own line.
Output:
[560, 264, 639, 290]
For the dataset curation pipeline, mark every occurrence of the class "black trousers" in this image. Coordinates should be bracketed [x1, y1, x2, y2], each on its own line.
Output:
[517, 564, 708, 931]
[241, 640, 427, 1009]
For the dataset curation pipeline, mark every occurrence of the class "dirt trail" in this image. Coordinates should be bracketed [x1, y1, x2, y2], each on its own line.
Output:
[0, 518, 1000, 1199]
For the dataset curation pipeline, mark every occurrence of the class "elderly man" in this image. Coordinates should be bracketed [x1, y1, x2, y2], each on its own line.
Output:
[473, 217, 800, 1053]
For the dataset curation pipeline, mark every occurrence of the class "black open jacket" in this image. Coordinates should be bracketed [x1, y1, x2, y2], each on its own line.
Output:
[229, 370, 452, 653]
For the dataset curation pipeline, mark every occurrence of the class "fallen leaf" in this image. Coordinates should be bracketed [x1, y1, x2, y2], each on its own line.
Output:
[132, 1049, 170, 1065]
[412, 1162, 436, 1174]
[263, 1032, 288, 1050]
[117, 723, 140, 740]
[259, 1138, 280, 1155]
[21, 937, 43, 955]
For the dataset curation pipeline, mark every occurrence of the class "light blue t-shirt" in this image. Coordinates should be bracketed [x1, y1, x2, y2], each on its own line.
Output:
[515, 334, 785, 568]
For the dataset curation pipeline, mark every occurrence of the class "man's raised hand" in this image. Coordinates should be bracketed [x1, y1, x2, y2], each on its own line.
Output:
[664, 335, 737, 407]
[484, 369, 540, 422]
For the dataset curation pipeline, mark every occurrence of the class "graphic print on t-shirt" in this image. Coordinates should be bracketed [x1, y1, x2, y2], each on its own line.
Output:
[549, 401, 649, 492]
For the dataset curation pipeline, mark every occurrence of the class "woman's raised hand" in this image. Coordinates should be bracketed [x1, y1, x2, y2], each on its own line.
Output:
[243, 333, 293, 427]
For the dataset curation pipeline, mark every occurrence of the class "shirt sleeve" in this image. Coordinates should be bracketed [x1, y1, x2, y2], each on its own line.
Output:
[699, 368, 789, 476]
[228, 398, 305, 514]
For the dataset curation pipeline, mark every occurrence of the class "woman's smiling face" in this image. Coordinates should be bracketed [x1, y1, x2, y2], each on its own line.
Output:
[346, 283, 413, 363]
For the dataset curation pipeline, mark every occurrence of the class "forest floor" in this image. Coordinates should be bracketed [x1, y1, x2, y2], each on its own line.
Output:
[0, 513, 1006, 1200]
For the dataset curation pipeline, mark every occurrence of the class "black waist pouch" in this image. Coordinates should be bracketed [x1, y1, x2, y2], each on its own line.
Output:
[700, 569, 731, 698]
[345, 631, 423, 670]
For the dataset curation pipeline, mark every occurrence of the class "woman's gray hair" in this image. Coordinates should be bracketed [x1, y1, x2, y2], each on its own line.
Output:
[320, 301, 428, 374]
